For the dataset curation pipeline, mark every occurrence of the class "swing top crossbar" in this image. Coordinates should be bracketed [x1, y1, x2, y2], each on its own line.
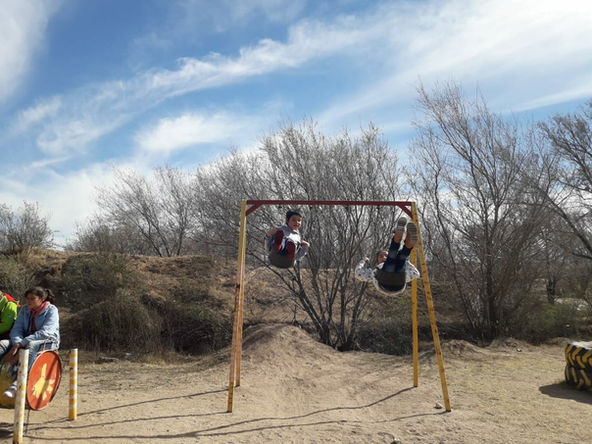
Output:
[245, 199, 413, 216]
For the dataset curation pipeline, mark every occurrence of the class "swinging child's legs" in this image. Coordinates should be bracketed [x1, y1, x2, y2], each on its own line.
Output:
[377, 218, 418, 293]
[382, 217, 410, 274]
[268, 230, 297, 262]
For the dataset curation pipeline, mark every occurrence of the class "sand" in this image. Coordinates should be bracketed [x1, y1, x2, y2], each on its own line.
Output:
[0, 324, 590, 443]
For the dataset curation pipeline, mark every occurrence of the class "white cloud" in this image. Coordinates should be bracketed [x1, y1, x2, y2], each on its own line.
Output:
[140, 15, 373, 95]
[36, 116, 124, 156]
[10, 5, 376, 156]
[16, 96, 62, 128]
[401, 0, 592, 79]
[176, 0, 308, 32]
[231, 0, 308, 23]
[516, 80, 592, 112]
[319, 0, 592, 127]
[0, 159, 152, 246]
[134, 103, 286, 156]
[30, 155, 71, 169]
[0, 1, 61, 103]
[0, 168, 94, 246]
[11, 0, 592, 158]
[135, 113, 233, 154]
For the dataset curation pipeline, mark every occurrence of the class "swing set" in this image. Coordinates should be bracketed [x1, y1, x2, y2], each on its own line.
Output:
[226, 199, 451, 413]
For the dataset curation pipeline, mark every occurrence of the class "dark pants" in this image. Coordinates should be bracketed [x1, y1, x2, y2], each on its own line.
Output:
[378, 238, 411, 292]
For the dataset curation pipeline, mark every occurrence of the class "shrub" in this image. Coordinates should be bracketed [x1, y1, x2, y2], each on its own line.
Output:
[356, 297, 413, 355]
[0, 255, 35, 300]
[61, 253, 138, 309]
[0, 202, 53, 254]
[159, 279, 231, 353]
[62, 289, 161, 353]
[161, 304, 231, 353]
[513, 301, 590, 343]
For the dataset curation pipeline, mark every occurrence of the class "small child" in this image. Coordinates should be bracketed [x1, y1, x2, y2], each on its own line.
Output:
[355, 216, 420, 295]
[0, 291, 18, 340]
[265, 210, 310, 262]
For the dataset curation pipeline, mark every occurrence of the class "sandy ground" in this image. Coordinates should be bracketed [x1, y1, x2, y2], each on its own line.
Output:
[0, 324, 590, 443]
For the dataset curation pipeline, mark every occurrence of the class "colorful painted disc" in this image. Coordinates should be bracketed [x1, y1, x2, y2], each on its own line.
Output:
[27, 350, 62, 410]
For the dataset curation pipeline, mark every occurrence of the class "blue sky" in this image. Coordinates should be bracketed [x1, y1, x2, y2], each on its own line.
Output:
[1, 0, 591, 246]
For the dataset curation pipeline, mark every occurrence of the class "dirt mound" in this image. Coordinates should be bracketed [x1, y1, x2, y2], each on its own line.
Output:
[439, 339, 489, 357]
[545, 336, 574, 346]
[488, 337, 532, 352]
[242, 323, 337, 363]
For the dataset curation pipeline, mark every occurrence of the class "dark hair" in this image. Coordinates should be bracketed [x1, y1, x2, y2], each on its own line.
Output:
[285, 209, 302, 222]
[24, 286, 56, 304]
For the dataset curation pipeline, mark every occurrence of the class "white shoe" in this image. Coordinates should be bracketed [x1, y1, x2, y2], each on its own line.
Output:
[3, 383, 17, 399]
[393, 217, 407, 238]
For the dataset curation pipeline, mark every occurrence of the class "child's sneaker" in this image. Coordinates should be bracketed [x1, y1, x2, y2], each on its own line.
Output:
[286, 242, 296, 261]
[272, 230, 284, 253]
[3, 381, 17, 399]
[393, 217, 407, 242]
[405, 221, 418, 248]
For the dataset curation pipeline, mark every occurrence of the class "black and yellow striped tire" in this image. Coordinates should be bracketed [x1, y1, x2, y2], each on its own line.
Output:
[564, 364, 592, 390]
[565, 342, 592, 371]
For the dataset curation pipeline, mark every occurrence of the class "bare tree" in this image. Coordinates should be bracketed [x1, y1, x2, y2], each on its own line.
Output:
[190, 149, 268, 257]
[95, 166, 195, 257]
[0, 202, 54, 253]
[409, 82, 551, 340]
[66, 218, 154, 254]
[538, 101, 592, 260]
[195, 120, 407, 349]
[258, 122, 406, 349]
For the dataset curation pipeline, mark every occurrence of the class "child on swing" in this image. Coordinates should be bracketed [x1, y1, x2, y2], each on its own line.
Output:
[265, 209, 310, 262]
[355, 216, 420, 295]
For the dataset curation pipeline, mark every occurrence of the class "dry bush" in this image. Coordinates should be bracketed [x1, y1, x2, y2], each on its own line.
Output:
[0, 255, 35, 300]
[62, 289, 161, 353]
[511, 299, 590, 343]
[356, 296, 414, 355]
[146, 279, 231, 354]
[61, 253, 138, 309]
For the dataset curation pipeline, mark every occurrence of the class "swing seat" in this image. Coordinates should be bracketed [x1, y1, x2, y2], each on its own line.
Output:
[268, 252, 295, 269]
[0, 350, 62, 410]
[375, 269, 406, 290]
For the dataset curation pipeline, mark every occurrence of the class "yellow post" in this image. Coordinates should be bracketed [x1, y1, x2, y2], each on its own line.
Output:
[227, 200, 248, 413]
[410, 218, 419, 388]
[235, 204, 248, 387]
[411, 203, 451, 412]
[12, 349, 29, 444]
[69, 348, 78, 420]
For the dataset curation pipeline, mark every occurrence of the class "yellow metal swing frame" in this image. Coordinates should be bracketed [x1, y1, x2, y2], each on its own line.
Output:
[226, 199, 451, 413]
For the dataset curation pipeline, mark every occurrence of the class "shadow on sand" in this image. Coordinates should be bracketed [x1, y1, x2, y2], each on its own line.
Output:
[21, 386, 447, 441]
[539, 382, 592, 405]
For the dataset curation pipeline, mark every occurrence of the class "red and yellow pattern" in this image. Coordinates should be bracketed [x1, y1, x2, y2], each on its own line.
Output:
[27, 351, 62, 410]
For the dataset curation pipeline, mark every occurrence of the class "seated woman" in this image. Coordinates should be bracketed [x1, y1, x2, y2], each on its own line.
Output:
[355, 217, 420, 295]
[0, 286, 60, 398]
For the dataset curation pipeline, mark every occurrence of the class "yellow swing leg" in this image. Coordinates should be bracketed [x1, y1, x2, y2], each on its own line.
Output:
[227, 200, 248, 413]
[411, 203, 451, 412]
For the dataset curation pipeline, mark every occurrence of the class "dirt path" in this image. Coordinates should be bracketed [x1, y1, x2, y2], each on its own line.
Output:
[0, 324, 589, 443]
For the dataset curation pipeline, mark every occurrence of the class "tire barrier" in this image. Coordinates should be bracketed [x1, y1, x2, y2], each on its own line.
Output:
[565, 363, 592, 390]
[565, 341, 592, 371]
[565, 341, 592, 390]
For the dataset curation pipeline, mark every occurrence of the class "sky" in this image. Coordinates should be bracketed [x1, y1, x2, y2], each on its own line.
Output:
[1, 0, 591, 246]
